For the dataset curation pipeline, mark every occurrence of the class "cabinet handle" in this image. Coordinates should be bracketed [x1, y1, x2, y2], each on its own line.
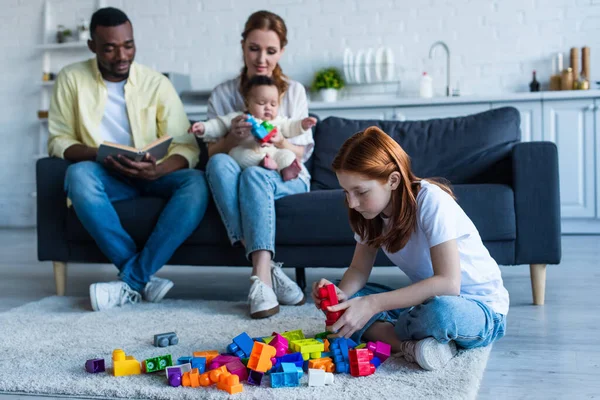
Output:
[587, 104, 596, 111]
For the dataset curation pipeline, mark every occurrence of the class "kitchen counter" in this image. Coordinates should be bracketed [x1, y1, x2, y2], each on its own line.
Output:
[184, 89, 600, 115]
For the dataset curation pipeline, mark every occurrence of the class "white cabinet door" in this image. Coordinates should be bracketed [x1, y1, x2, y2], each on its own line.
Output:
[492, 101, 542, 142]
[543, 99, 596, 218]
[392, 103, 491, 121]
[310, 107, 393, 120]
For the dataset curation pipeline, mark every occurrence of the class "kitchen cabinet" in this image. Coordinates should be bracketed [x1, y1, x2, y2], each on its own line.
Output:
[543, 99, 596, 219]
[391, 103, 491, 121]
[492, 101, 543, 142]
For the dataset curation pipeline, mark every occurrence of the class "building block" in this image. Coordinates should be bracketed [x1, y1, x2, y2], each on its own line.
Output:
[193, 350, 219, 364]
[208, 354, 238, 370]
[372, 356, 382, 369]
[225, 359, 248, 381]
[143, 354, 173, 373]
[209, 365, 228, 384]
[281, 329, 305, 342]
[85, 358, 105, 373]
[247, 114, 277, 143]
[281, 362, 303, 379]
[308, 368, 335, 386]
[308, 357, 335, 373]
[355, 343, 366, 349]
[367, 341, 391, 362]
[270, 333, 289, 357]
[323, 338, 330, 352]
[314, 331, 331, 340]
[262, 336, 274, 344]
[179, 363, 192, 374]
[112, 349, 141, 377]
[168, 370, 181, 387]
[319, 284, 345, 326]
[181, 371, 191, 386]
[153, 332, 178, 347]
[271, 364, 300, 388]
[273, 352, 304, 371]
[227, 332, 255, 358]
[247, 342, 277, 372]
[349, 348, 376, 377]
[177, 356, 192, 365]
[217, 373, 243, 394]
[189, 368, 200, 387]
[330, 339, 350, 374]
[289, 339, 324, 360]
[191, 356, 206, 373]
[247, 369, 264, 386]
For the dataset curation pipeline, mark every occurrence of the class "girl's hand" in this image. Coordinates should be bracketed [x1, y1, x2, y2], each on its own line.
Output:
[188, 122, 205, 136]
[301, 117, 317, 131]
[327, 296, 378, 339]
[311, 279, 348, 310]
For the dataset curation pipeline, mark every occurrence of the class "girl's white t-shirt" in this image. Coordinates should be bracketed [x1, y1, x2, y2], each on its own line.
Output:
[207, 77, 314, 186]
[355, 180, 510, 315]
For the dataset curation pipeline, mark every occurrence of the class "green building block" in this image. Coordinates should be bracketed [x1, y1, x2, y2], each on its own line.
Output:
[144, 354, 173, 373]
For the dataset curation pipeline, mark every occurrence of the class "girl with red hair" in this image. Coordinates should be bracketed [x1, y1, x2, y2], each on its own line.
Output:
[312, 126, 508, 371]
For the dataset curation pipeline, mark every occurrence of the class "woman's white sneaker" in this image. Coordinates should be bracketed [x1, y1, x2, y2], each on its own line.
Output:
[399, 338, 458, 371]
[270, 261, 305, 305]
[89, 281, 141, 311]
[248, 276, 279, 319]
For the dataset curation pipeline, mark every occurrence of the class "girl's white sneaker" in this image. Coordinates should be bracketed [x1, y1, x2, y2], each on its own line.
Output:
[400, 337, 458, 371]
[248, 276, 279, 319]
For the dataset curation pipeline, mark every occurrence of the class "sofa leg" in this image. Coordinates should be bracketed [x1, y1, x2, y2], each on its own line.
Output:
[295, 267, 306, 291]
[53, 262, 67, 296]
[530, 264, 546, 305]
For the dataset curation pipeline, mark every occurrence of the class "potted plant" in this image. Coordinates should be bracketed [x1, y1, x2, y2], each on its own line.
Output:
[311, 67, 345, 102]
[56, 25, 72, 43]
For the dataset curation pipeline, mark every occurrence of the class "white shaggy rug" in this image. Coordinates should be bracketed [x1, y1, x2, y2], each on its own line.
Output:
[0, 297, 491, 399]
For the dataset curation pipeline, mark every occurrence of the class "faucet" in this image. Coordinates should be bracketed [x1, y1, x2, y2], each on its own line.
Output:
[428, 41, 451, 97]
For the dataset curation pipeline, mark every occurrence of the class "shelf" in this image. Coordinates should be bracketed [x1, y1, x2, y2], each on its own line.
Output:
[36, 41, 88, 50]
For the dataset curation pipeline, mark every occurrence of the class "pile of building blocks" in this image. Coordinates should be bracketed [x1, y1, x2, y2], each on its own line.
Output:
[84, 327, 391, 394]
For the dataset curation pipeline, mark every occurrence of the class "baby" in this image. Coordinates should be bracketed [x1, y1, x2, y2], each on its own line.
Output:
[189, 76, 316, 181]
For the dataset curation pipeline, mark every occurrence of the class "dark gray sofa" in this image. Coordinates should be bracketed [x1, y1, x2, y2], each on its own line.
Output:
[37, 106, 561, 304]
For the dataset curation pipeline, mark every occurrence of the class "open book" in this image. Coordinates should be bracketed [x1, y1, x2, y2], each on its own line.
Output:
[96, 136, 173, 163]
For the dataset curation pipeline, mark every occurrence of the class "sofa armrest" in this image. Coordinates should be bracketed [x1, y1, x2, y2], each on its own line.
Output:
[512, 142, 561, 264]
[36, 157, 71, 261]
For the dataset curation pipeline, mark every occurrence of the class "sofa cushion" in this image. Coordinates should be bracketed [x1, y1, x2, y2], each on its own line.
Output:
[311, 107, 520, 190]
[67, 183, 515, 248]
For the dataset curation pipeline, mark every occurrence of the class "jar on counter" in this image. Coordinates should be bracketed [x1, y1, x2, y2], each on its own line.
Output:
[561, 68, 574, 90]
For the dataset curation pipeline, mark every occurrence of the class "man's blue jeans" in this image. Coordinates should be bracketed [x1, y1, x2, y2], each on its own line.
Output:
[348, 282, 507, 349]
[205, 153, 308, 260]
[64, 161, 209, 292]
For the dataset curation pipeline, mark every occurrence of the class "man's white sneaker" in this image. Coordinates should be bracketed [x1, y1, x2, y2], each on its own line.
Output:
[399, 338, 458, 371]
[248, 276, 279, 319]
[143, 276, 174, 303]
[270, 261, 305, 306]
[89, 281, 141, 311]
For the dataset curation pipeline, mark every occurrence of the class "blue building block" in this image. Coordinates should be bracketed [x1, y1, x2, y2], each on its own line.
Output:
[372, 356, 382, 369]
[177, 356, 192, 365]
[227, 332, 255, 358]
[271, 368, 300, 388]
[331, 338, 351, 374]
[273, 352, 304, 371]
[191, 357, 206, 373]
[281, 362, 303, 379]
[321, 351, 332, 358]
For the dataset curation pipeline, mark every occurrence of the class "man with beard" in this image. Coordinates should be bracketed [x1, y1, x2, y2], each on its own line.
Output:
[48, 7, 209, 311]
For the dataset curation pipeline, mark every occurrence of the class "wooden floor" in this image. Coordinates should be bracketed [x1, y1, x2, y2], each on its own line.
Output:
[0, 229, 598, 399]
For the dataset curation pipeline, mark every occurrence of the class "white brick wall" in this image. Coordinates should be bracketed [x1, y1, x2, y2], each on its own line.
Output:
[1, 0, 598, 227]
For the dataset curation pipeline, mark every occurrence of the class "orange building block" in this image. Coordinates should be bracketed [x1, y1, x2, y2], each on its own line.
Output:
[324, 339, 330, 352]
[112, 349, 141, 377]
[181, 371, 191, 386]
[193, 350, 219, 364]
[308, 357, 335, 373]
[199, 371, 211, 386]
[189, 368, 200, 388]
[247, 342, 277, 372]
[209, 365, 228, 384]
[217, 374, 243, 394]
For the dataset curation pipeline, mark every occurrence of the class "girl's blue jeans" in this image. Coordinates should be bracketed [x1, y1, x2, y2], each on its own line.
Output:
[348, 282, 506, 349]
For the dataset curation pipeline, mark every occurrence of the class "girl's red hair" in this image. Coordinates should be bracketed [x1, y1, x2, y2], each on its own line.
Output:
[332, 126, 454, 252]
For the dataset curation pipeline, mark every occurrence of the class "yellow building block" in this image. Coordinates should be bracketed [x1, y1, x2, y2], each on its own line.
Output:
[281, 329, 305, 342]
[112, 349, 141, 377]
[290, 339, 325, 360]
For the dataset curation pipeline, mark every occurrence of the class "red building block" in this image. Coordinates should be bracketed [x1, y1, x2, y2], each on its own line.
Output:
[319, 284, 345, 326]
[348, 349, 376, 377]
